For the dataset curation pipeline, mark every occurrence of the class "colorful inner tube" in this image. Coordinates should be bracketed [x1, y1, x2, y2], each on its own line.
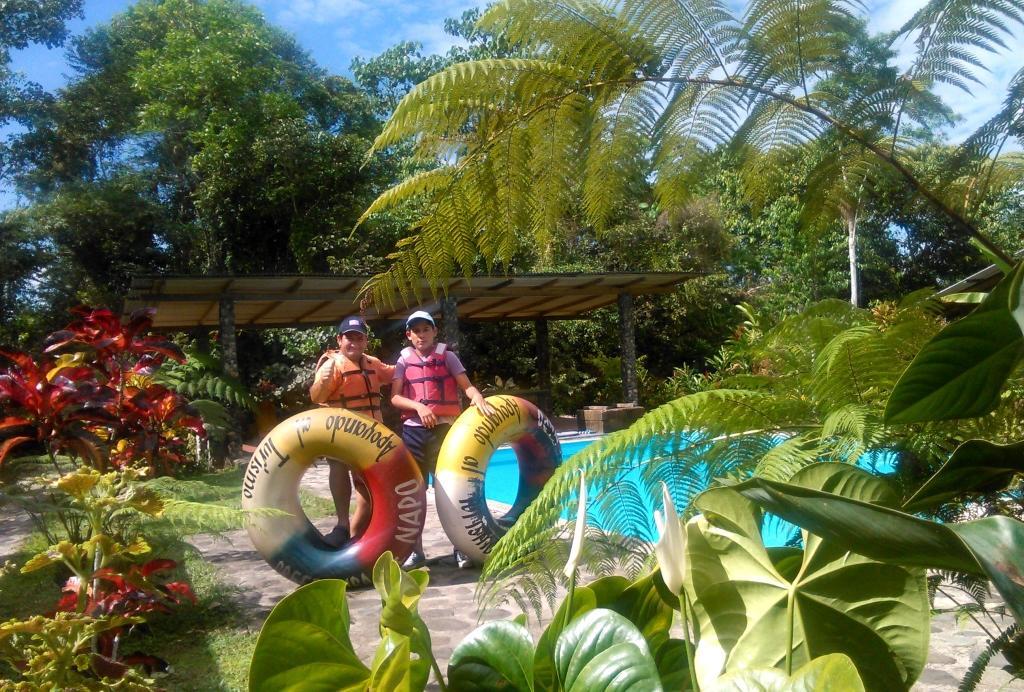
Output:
[435, 395, 562, 565]
[241, 408, 426, 585]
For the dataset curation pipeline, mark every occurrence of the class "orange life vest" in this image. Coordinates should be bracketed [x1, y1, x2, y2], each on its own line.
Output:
[399, 343, 461, 420]
[315, 352, 386, 422]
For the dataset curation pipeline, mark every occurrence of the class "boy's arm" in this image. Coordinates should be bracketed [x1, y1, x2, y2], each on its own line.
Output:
[454, 372, 495, 417]
[309, 354, 338, 404]
[373, 359, 396, 382]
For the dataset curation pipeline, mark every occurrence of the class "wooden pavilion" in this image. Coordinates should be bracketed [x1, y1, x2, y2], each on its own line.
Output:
[123, 272, 700, 405]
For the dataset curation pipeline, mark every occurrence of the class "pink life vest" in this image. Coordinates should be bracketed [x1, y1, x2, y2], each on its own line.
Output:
[399, 343, 461, 420]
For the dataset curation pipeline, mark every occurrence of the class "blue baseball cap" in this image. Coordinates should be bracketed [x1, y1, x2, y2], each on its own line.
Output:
[338, 315, 368, 335]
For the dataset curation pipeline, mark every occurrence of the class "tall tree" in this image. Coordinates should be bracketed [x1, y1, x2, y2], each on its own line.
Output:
[8, 0, 381, 288]
[356, 0, 1022, 306]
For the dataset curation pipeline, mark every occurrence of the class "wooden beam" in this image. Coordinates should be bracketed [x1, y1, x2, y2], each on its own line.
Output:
[295, 300, 334, 322]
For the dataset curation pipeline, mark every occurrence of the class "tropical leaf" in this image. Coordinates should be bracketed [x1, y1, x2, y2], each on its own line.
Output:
[686, 466, 929, 691]
[448, 620, 536, 691]
[248, 579, 370, 691]
[903, 438, 1024, 511]
[885, 261, 1024, 424]
[732, 464, 1024, 624]
[711, 652, 865, 691]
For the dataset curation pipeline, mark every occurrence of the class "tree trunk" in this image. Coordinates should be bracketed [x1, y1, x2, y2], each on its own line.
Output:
[841, 200, 861, 308]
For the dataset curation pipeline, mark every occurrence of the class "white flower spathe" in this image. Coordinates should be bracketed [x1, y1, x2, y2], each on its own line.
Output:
[653, 481, 686, 595]
[563, 473, 587, 580]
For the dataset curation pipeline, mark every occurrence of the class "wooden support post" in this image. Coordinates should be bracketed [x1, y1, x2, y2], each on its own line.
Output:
[217, 297, 240, 465]
[618, 293, 639, 404]
[441, 297, 461, 353]
[218, 297, 239, 378]
[535, 319, 552, 413]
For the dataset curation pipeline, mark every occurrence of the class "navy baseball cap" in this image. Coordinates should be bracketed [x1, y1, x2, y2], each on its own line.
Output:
[338, 315, 368, 335]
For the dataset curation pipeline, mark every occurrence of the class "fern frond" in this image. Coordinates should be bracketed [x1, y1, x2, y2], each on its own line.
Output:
[897, 0, 1024, 94]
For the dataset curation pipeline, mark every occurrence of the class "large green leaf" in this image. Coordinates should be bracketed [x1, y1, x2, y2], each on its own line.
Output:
[553, 609, 663, 692]
[566, 641, 664, 692]
[885, 260, 1024, 423]
[371, 552, 432, 690]
[248, 580, 370, 691]
[369, 632, 414, 691]
[688, 466, 929, 692]
[585, 573, 675, 652]
[733, 464, 1024, 624]
[533, 585, 598, 690]
[903, 439, 1024, 511]
[711, 653, 865, 691]
[448, 620, 535, 691]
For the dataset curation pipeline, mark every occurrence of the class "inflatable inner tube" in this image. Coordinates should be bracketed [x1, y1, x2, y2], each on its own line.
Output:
[435, 395, 561, 564]
[241, 408, 425, 585]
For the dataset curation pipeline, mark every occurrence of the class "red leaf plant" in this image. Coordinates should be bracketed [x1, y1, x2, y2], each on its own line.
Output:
[0, 306, 205, 474]
[55, 558, 196, 676]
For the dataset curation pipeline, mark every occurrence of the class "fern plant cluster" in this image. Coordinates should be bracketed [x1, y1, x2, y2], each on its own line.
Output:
[358, 0, 1024, 307]
[479, 295, 1024, 613]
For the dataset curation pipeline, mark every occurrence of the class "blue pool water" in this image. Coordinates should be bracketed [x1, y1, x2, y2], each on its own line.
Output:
[483, 437, 898, 547]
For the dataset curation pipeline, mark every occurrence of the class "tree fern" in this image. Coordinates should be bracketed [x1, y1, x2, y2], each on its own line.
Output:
[154, 350, 255, 411]
[357, 0, 1022, 307]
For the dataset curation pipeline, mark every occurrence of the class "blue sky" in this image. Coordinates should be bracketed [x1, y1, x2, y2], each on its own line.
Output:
[3, 0, 1021, 208]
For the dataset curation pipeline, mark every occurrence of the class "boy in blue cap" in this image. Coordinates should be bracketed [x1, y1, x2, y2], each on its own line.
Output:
[310, 315, 394, 547]
[392, 310, 494, 568]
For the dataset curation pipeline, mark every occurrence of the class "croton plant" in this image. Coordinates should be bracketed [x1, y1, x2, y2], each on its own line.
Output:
[0, 306, 206, 474]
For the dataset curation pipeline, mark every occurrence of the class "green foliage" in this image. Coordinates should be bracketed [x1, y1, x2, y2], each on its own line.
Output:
[903, 439, 1024, 511]
[712, 654, 864, 691]
[155, 349, 256, 411]
[358, 0, 1022, 305]
[0, 612, 154, 690]
[249, 552, 442, 691]
[885, 261, 1024, 423]
[734, 465, 1024, 624]
[481, 297, 988, 607]
[4, 0, 384, 344]
[687, 466, 930, 690]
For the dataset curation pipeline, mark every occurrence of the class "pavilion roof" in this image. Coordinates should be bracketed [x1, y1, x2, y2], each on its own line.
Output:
[123, 272, 700, 329]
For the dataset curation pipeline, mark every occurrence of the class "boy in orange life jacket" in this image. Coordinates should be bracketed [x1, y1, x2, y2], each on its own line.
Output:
[309, 315, 395, 547]
[392, 310, 495, 569]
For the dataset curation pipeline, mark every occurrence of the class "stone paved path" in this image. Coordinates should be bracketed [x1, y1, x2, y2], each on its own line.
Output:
[2, 466, 1022, 689]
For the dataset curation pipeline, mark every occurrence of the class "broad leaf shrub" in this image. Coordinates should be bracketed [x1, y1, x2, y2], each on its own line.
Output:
[0, 306, 205, 475]
[249, 550, 870, 690]
[0, 307, 202, 688]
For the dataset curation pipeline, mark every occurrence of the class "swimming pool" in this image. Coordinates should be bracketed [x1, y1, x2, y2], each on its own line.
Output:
[482, 436, 898, 547]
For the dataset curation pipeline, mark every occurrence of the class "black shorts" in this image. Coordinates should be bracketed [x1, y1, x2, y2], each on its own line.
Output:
[401, 423, 451, 485]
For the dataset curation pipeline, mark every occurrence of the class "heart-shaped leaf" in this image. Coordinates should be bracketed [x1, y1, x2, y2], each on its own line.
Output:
[448, 619, 535, 691]
[248, 580, 369, 691]
[566, 641, 664, 692]
[554, 609, 661, 691]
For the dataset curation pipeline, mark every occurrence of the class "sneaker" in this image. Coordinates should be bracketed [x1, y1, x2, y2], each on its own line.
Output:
[402, 551, 426, 569]
[455, 549, 473, 569]
[323, 525, 351, 548]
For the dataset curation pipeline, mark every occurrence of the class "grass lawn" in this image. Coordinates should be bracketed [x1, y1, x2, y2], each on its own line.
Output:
[1, 463, 336, 690]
